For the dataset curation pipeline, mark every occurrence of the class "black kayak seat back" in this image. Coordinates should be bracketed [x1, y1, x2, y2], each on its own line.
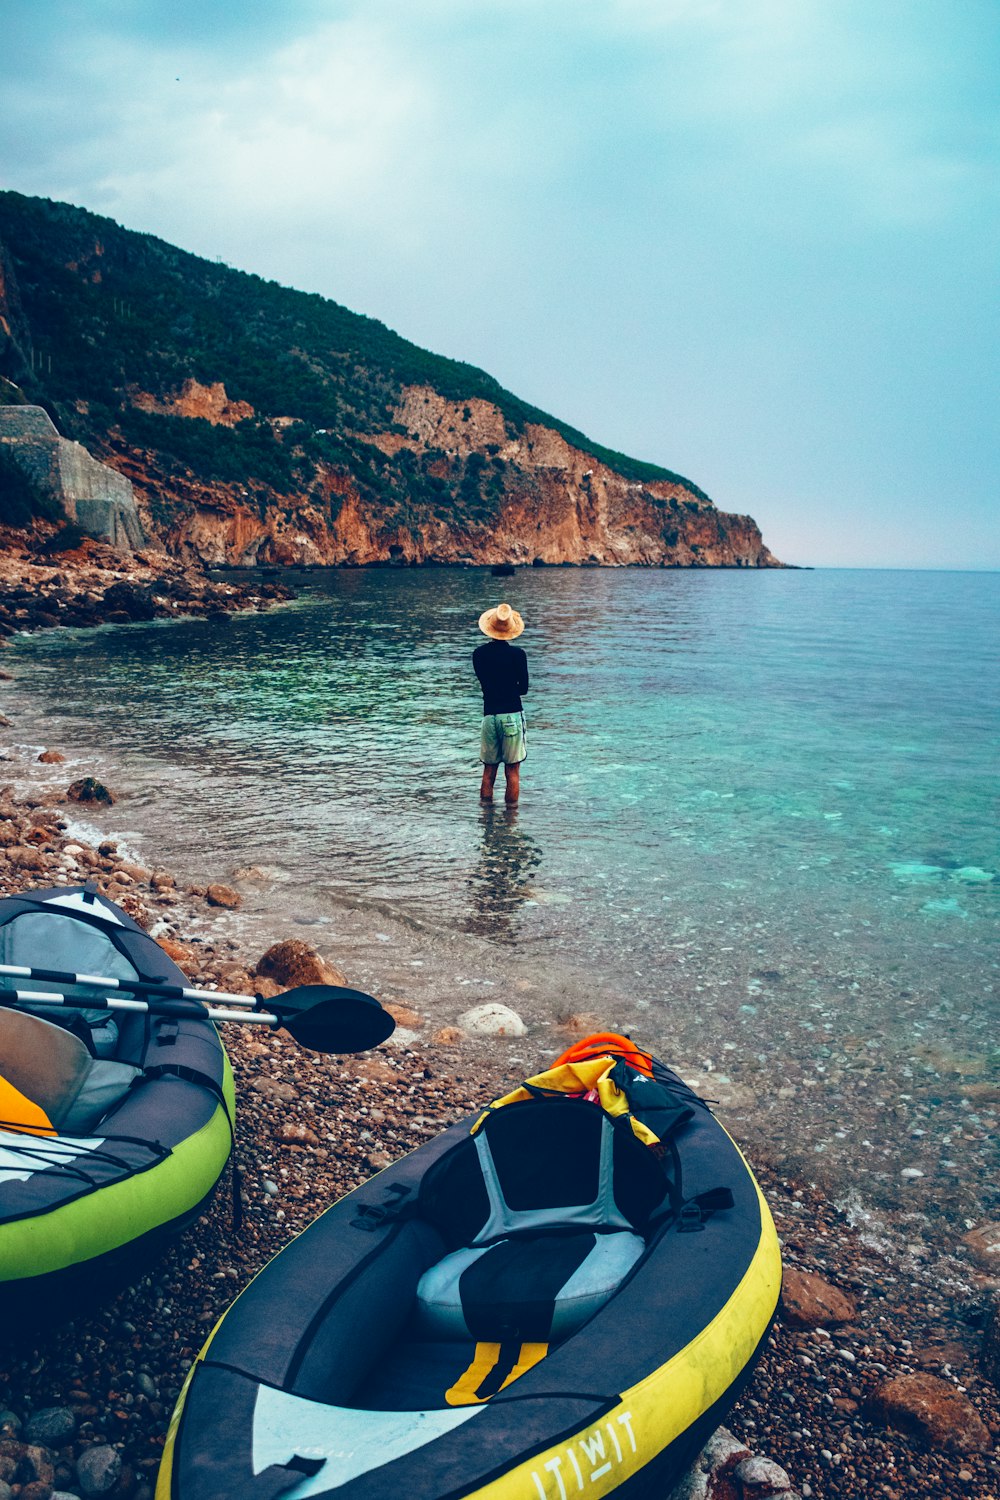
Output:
[419, 1096, 668, 1248]
[415, 1097, 666, 1345]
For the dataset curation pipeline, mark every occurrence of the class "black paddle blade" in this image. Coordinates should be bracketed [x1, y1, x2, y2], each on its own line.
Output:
[270, 985, 396, 1054]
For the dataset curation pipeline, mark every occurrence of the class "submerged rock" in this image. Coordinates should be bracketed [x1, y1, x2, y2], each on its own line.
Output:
[205, 882, 242, 909]
[457, 1003, 527, 1037]
[384, 1002, 425, 1030]
[66, 776, 114, 805]
[981, 1302, 1000, 1389]
[964, 1222, 1000, 1270]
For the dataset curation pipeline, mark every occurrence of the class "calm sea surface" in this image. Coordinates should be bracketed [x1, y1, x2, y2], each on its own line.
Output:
[4, 567, 998, 1248]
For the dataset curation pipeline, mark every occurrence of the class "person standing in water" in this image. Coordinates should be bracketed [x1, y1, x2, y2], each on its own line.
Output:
[473, 602, 528, 804]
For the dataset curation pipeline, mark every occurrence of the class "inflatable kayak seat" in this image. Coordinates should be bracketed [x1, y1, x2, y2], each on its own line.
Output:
[0, 1009, 139, 1135]
[416, 1097, 665, 1347]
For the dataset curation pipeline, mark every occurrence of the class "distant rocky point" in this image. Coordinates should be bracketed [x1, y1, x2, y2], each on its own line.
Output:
[0, 191, 783, 569]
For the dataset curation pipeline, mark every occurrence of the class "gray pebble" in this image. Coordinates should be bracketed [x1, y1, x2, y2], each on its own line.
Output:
[135, 1372, 158, 1399]
[0, 1409, 21, 1437]
[76, 1444, 122, 1496]
[735, 1454, 793, 1490]
[52, 1492, 82, 1500]
[0, 1482, 13, 1500]
[24, 1405, 77, 1445]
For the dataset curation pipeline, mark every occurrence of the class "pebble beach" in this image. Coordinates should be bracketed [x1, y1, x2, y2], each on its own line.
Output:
[0, 561, 998, 1500]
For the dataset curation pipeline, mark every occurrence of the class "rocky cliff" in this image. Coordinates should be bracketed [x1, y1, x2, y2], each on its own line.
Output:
[0, 192, 782, 569]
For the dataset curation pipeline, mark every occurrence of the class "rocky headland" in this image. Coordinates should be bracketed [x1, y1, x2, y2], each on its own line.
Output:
[0, 772, 996, 1500]
[0, 192, 783, 572]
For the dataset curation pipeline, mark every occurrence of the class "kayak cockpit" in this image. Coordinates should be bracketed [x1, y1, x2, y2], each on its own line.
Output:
[279, 1095, 671, 1417]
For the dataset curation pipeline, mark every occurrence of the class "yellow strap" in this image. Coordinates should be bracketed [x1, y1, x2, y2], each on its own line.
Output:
[0, 1074, 56, 1136]
[445, 1342, 503, 1406]
[445, 1341, 550, 1407]
[500, 1341, 548, 1389]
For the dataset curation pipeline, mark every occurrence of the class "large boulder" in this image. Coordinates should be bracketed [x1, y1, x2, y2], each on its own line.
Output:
[866, 1372, 991, 1453]
[780, 1268, 857, 1328]
[66, 776, 114, 805]
[205, 883, 242, 909]
[100, 580, 156, 620]
[255, 940, 347, 989]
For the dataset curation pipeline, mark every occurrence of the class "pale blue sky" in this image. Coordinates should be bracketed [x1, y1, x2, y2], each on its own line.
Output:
[2, 0, 997, 566]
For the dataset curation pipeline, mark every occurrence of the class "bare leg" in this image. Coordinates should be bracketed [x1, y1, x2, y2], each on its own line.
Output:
[504, 762, 520, 805]
[480, 764, 499, 801]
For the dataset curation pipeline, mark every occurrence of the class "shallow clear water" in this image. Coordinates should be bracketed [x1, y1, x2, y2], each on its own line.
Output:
[3, 567, 998, 1244]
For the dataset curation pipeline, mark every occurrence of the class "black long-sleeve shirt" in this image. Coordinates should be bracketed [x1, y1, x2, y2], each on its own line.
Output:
[473, 639, 529, 715]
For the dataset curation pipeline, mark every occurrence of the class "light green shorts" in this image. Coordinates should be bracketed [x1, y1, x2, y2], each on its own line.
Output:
[480, 712, 527, 766]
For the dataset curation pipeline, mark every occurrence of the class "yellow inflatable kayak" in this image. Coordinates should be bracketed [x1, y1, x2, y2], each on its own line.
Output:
[158, 1035, 780, 1500]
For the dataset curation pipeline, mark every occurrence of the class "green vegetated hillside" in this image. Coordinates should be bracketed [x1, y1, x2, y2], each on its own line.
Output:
[0, 191, 708, 526]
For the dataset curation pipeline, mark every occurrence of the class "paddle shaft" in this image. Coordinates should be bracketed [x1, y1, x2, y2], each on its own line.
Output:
[0, 968, 392, 1053]
[1, 989, 280, 1028]
[0, 962, 258, 1008]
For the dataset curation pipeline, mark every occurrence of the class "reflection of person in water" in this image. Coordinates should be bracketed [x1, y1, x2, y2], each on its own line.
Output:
[465, 804, 542, 941]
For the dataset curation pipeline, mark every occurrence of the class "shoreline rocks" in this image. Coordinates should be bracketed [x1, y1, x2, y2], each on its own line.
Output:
[0, 526, 293, 644]
[0, 783, 995, 1497]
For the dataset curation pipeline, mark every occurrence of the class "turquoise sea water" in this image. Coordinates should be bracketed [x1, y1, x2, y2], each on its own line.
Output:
[4, 567, 998, 1242]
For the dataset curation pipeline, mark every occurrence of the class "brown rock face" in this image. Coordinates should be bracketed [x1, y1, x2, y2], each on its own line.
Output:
[255, 940, 347, 989]
[131, 378, 255, 427]
[866, 1372, 992, 1453]
[119, 383, 782, 571]
[0, 198, 782, 572]
[780, 1267, 857, 1327]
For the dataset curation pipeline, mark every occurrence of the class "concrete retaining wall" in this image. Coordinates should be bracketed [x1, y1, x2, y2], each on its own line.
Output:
[0, 405, 145, 550]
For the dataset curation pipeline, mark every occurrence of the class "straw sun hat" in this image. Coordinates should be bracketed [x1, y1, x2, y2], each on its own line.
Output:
[478, 601, 524, 639]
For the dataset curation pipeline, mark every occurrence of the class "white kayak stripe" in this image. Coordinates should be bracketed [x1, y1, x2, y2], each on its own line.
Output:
[0, 1129, 105, 1184]
[41, 892, 124, 924]
[252, 1383, 481, 1496]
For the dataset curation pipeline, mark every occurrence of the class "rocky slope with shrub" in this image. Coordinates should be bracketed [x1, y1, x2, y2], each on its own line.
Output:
[0, 192, 782, 570]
